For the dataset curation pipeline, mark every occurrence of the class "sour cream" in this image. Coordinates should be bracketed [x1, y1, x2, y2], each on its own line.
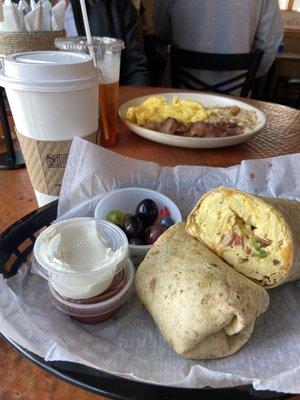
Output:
[45, 223, 114, 272]
[33, 218, 129, 299]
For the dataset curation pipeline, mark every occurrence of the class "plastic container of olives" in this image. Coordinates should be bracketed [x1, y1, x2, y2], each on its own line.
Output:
[94, 187, 182, 264]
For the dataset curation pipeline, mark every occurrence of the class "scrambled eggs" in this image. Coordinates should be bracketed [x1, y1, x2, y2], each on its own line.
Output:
[186, 188, 291, 286]
[126, 96, 212, 126]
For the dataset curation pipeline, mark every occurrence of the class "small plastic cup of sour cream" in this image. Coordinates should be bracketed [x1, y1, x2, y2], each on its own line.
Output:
[33, 218, 129, 301]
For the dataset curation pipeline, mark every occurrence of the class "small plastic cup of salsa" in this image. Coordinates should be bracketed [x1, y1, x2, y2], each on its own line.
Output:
[49, 259, 135, 324]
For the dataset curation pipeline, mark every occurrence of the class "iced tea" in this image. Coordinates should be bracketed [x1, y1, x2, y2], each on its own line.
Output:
[99, 81, 119, 147]
[55, 37, 125, 147]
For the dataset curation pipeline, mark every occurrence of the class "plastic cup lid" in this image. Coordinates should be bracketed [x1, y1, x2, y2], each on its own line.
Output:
[55, 36, 125, 52]
[33, 217, 129, 285]
[0, 51, 100, 92]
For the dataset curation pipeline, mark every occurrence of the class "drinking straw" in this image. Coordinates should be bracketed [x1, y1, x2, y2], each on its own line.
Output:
[79, 0, 96, 65]
[79, 0, 110, 142]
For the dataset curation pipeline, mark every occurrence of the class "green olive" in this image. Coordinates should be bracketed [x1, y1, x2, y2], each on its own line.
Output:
[106, 210, 126, 227]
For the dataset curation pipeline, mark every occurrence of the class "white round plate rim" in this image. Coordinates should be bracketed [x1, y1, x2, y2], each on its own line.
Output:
[119, 92, 266, 149]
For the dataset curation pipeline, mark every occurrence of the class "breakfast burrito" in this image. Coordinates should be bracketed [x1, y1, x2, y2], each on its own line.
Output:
[135, 223, 269, 360]
[186, 187, 300, 288]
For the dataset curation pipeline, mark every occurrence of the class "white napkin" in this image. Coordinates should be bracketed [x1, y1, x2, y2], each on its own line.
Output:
[41, 0, 51, 31]
[17, 0, 30, 14]
[0, 0, 65, 32]
[52, 0, 65, 30]
[0, 0, 20, 31]
[24, 1, 42, 31]
[0, 0, 4, 22]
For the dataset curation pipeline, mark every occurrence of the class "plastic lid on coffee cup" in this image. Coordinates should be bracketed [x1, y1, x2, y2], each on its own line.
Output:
[0, 51, 100, 92]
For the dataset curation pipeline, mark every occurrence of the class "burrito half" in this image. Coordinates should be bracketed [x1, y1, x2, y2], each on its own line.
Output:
[186, 187, 300, 288]
[135, 223, 269, 359]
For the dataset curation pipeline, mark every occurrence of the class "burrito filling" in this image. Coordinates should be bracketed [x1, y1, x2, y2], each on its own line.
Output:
[187, 189, 291, 284]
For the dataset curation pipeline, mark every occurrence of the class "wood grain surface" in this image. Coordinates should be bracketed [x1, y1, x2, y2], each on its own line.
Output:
[0, 86, 299, 400]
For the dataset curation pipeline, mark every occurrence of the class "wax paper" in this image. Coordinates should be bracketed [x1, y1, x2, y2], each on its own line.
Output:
[1, 137, 300, 394]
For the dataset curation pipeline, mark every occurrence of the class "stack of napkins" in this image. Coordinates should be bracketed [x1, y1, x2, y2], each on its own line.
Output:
[0, 0, 66, 32]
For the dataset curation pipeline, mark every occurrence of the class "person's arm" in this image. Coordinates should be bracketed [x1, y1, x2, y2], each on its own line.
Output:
[153, 0, 174, 43]
[253, 0, 284, 76]
[119, 0, 149, 86]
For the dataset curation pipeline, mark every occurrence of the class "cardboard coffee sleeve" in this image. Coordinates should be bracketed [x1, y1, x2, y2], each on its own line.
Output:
[17, 131, 97, 196]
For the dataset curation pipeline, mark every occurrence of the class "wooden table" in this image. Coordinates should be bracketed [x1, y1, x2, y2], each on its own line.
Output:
[277, 51, 300, 61]
[0, 86, 300, 400]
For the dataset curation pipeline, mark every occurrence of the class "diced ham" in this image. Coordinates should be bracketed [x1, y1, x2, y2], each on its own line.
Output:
[233, 235, 244, 246]
[220, 232, 243, 247]
[245, 246, 252, 255]
[257, 237, 272, 247]
[220, 233, 233, 247]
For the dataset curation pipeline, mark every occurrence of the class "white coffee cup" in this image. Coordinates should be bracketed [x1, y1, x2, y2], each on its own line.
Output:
[0, 51, 100, 206]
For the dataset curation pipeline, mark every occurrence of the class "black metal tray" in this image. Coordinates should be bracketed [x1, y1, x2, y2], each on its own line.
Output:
[0, 202, 292, 400]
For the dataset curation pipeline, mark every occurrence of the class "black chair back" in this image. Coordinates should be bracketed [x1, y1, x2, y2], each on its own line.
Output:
[170, 46, 264, 97]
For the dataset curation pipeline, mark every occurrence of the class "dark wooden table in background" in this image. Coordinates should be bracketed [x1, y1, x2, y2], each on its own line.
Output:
[0, 86, 300, 400]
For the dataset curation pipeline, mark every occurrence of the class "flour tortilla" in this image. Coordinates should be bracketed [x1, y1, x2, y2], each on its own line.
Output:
[135, 223, 269, 359]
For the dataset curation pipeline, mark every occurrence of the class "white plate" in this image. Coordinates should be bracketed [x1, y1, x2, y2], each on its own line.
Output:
[119, 92, 266, 149]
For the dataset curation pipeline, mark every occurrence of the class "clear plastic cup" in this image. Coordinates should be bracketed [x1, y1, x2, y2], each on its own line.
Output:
[49, 258, 135, 324]
[55, 37, 125, 147]
[33, 217, 129, 299]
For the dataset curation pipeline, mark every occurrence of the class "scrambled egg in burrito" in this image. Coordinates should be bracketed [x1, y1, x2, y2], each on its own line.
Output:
[135, 223, 269, 359]
[186, 188, 300, 288]
[126, 96, 211, 126]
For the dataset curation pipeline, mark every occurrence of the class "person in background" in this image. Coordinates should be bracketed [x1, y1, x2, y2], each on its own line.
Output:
[65, 0, 149, 86]
[139, 2, 148, 33]
[153, 0, 283, 91]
